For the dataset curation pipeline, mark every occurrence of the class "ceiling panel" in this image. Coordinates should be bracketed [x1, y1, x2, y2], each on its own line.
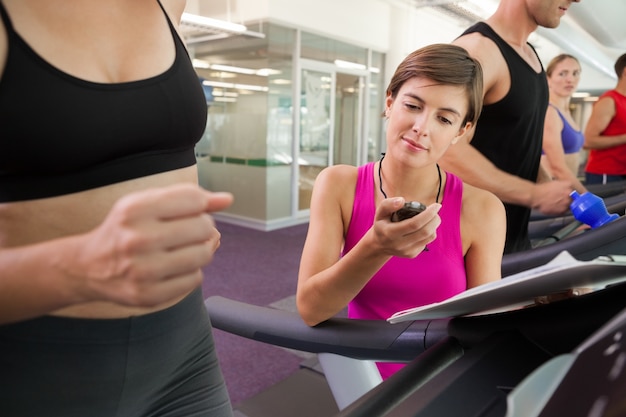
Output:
[567, 1, 626, 50]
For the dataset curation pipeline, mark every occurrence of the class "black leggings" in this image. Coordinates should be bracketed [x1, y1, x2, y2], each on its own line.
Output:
[0, 289, 233, 417]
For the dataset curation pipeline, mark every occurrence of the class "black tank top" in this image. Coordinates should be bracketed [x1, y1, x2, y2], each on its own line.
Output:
[461, 22, 548, 254]
[0, 1, 207, 202]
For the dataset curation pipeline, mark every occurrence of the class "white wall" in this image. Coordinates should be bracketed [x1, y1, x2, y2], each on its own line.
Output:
[384, 6, 468, 90]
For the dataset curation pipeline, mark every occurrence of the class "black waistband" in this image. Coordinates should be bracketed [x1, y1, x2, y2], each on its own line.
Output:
[0, 288, 205, 343]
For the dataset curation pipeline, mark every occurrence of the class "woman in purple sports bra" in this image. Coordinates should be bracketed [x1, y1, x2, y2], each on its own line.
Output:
[296, 44, 506, 379]
[541, 54, 587, 193]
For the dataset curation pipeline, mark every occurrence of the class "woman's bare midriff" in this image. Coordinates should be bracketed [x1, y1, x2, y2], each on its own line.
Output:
[0, 166, 200, 318]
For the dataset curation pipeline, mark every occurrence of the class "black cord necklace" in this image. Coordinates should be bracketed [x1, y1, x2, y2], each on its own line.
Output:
[378, 153, 442, 203]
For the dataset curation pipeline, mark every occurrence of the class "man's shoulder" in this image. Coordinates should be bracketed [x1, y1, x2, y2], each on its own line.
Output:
[453, 23, 501, 60]
[594, 91, 621, 113]
[454, 33, 493, 56]
[453, 26, 506, 88]
[602, 90, 626, 101]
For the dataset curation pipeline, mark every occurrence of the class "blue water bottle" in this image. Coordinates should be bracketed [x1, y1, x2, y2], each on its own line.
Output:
[569, 190, 619, 228]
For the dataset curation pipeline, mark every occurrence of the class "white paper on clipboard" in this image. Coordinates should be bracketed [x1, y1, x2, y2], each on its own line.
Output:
[387, 251, 626, 323]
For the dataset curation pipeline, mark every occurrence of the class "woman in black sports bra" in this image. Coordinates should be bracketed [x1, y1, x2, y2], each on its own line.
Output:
[0, 1, 234, 416]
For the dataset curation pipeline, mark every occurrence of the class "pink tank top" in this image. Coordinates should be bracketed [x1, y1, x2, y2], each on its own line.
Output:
[344, 162, 466, 378]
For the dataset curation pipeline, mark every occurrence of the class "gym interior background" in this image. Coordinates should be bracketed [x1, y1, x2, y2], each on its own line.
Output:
[183, 0, 624, 231]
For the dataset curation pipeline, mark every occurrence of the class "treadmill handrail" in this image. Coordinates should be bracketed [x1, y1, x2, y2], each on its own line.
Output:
[503, 215, 626, 277]
[205, 296, 447, 362]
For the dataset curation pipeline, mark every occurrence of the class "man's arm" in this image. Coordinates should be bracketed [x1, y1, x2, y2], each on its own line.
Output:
[584, 97, 626, 149]
[448, 33, 572, 214]
[440, 138, 572, 214]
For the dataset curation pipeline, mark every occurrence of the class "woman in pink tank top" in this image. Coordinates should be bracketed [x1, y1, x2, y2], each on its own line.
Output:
[297, 44, 506, 379]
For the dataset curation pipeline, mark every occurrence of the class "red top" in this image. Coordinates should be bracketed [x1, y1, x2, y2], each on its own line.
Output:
[585, 90, 626, 175]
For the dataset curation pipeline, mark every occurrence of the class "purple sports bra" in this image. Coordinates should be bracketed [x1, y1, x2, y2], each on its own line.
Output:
[547, 104, 584, 154]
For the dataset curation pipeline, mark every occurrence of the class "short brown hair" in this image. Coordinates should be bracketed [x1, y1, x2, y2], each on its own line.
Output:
[385, 43, 483, 126]
[615, 53, 626, 79]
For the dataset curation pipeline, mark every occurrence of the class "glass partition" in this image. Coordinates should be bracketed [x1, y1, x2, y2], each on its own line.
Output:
[190, 23, 384, 227]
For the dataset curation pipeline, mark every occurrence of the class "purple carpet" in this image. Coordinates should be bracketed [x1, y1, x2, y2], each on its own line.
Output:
[201, 221, 310, 406]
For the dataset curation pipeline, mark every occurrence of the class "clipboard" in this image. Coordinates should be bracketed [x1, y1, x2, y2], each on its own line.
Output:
[388, 251, 626, 323]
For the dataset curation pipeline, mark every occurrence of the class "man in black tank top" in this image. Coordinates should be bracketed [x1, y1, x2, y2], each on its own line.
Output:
[439, 0, 581, 254]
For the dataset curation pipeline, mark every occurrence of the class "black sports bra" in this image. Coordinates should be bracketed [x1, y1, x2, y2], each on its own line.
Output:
[0, 1, 207, 202]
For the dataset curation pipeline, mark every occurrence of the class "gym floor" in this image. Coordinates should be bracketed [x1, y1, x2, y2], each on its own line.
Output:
[201, 221, 341, 415]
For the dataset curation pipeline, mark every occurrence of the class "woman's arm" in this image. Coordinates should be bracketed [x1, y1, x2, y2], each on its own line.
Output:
[461, 184, 506, 287]
[542, 107, 586, 193]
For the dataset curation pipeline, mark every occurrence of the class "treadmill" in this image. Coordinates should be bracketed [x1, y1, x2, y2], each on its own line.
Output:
[207, 257, 626, 417]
